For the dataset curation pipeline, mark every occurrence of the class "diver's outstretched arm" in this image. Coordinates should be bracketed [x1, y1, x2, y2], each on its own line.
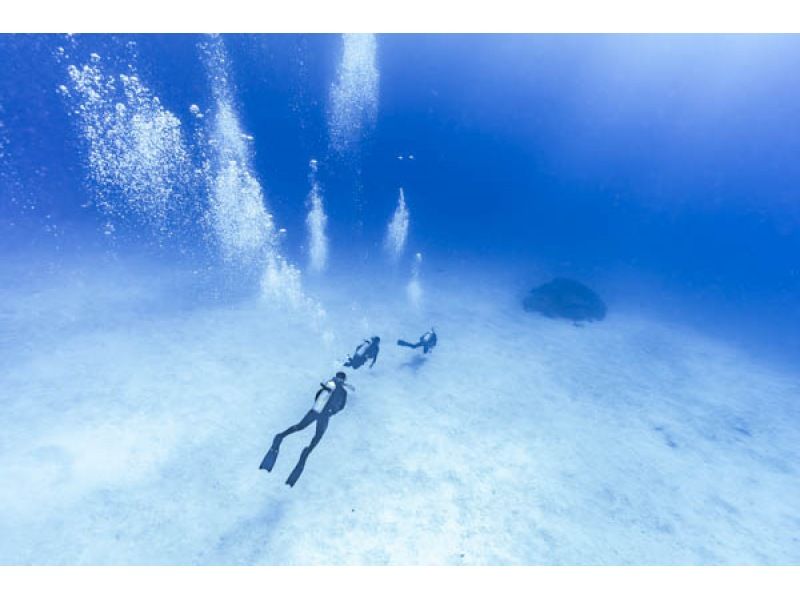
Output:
[369, 353, 378, 368]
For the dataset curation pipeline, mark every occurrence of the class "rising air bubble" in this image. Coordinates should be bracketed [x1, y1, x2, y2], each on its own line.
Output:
[385, 187, 409, 262]
[0, 112, 7, 161]
[261, 254, 326, 320]
[201, 35, 320, 313]
[328, 34, 379, 154]
[62, 60, 194, 227]
[0, 105, 11, 187]
[407, 252, 423, 307]
[201, 36, 277, 266]
[305, 158, 328, 273]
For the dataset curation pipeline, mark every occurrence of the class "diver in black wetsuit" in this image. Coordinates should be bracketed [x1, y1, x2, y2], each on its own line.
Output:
[259, 371, 353, 487]
[397, 328, 437, 354]
[343, 336, 381, 369]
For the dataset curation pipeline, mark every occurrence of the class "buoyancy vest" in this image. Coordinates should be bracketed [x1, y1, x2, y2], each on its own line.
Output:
[313, 379, 347, 415]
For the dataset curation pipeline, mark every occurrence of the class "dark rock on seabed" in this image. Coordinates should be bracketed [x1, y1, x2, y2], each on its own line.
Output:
[523, 277, 607, 322]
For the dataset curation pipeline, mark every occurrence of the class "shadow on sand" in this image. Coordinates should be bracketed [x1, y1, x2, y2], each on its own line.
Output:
[400, 354, 427, 372]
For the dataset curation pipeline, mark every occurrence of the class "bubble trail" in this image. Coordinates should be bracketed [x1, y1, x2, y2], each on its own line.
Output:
[202, 35, 276, 266]
[407, 251, 423, 307]
[0, 105, 7, 161]
[305, 158, 328, 273]
[327, 34, 379, 154]
[60, 51, 194, 228]
[385, 187, 409, 262]
[201, 35, 321, 315]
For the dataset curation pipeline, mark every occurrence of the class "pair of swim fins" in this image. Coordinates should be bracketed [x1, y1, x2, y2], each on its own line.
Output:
[259, 441, 305, 487]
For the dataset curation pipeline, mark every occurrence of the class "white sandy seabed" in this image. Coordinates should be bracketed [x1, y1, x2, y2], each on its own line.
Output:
[0, 253, 798, 565]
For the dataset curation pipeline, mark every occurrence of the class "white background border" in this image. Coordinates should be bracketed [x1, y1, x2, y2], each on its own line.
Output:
[2, 566, 800, 597]
[2, 1, 800, 595]
[2, 0, 800, 33]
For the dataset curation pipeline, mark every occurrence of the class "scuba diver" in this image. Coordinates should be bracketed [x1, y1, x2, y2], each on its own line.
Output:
[259, 371, 354, 487]
[343, 336, 381, 370]
[397, 328, 437, 354]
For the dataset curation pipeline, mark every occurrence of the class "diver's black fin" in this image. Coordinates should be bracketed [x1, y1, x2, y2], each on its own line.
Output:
[259, 446, 279, 472]
[397, 340, 416, 348]
[285, 460, 303, 487]
[285, 467, 301, 487]
[285, 448, 311, 487]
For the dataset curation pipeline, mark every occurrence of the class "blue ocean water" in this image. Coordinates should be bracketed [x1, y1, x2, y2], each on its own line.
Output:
[1, 34, 799, 564]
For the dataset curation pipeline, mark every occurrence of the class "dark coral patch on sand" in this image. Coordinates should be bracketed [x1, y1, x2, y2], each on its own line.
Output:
[523, 278, 607, 322]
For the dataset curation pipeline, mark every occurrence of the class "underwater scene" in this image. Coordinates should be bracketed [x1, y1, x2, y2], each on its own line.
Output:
[0, 34, 799, 565]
